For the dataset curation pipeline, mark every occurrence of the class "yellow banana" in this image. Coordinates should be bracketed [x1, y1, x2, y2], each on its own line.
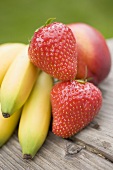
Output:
[0, 43, 26, 85]
[1, 45, 39, 117]
[18, 71, 53, 159]
[0, 102, 21, 147]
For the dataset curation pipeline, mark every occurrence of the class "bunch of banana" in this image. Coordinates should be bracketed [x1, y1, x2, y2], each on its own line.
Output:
[0, 43, 53, 159]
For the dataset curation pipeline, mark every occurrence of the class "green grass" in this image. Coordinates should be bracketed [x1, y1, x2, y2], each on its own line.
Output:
[0, 0, 113, 44]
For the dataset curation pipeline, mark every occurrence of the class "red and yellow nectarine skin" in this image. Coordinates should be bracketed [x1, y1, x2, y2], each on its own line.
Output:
[68, 23, 111, 85]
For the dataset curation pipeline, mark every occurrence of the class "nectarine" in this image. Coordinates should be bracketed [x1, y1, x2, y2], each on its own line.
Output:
[68, 23, 111, 85]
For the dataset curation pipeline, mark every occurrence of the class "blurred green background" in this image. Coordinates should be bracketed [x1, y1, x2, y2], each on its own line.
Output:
[0, 0, 113, 44]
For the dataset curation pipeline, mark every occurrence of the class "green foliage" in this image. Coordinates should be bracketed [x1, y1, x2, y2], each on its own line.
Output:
[0, 0, 113, 44]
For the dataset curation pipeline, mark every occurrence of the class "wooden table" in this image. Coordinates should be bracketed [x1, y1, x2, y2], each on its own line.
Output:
[0, 39, 113, 170]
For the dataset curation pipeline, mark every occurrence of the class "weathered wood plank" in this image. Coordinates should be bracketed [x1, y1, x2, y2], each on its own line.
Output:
[44, 132, 113, 170]
[0, 132, 113, 170]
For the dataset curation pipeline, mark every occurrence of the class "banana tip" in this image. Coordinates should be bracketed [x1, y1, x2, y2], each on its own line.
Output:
[23, 154, 32, 159]
[2, 112, 10, 118]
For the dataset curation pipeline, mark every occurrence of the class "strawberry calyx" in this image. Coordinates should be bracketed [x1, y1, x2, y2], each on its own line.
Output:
[76, 79, 87, 84]
[75, 65, 93, 84]
[76, 77, 93, 84]
[44, 18, 56, 27]
[35, 18, 56, 33]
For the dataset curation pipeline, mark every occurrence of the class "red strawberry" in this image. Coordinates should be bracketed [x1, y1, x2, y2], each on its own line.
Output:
[28, 19, 77, 81]
[51, 80, 102, 138]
